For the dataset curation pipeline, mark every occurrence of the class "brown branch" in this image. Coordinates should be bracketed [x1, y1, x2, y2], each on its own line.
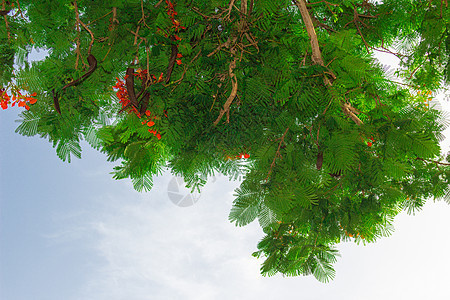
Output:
[2, 1, 10, 41]
[207, 36, 236, 57]
[79, 20, 95, 54]
[265, 127, 290, 182]
[241, 0, 248, 15]
[170, 49, 202, 91]
[191, 7, 211, 19]
[14, 0, 25, 18]
[73, 1, 95, 55]
[353, 8, 370, 55]
[293, 0, 362, 125]
[213, 55, 238, 126]
[306, 0, 339, 6]
[311, 15, 336, 34]
[249, 0, 254, 15]
[407, 64, 422, 80]
[224, 0, 236, 21]
[293, 0, 325, 66]
[416, 157, 450, 166]
[112, 7, 118, 24]
[87, 10, 112, 26]
[154, 0, 164, 8]
[342, 102, 362, 125]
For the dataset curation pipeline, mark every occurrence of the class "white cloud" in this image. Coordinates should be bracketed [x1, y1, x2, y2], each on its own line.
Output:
[78, 174, 272, 300]
[73, 170, 450, 300]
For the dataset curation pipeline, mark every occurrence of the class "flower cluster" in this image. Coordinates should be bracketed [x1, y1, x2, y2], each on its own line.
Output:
[112, 75, 163, 140]
[1, 88, 37, 110]
[165, 0, 184, 65]
[141, 114, 162, 140]
[134, 69, 165, 84]
[113, 76, 140, 116]
[226, 152, 250, 160]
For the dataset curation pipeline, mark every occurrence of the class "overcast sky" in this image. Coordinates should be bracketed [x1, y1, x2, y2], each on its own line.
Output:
[1, 53, 450, 299]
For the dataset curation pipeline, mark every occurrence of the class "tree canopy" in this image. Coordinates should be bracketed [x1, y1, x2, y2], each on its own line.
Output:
[1, 0, 450, 282]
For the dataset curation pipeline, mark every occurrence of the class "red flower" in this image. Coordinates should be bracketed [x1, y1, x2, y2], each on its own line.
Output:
[367, 142, 372, 147]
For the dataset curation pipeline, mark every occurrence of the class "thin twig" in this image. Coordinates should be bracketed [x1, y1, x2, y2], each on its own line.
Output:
[2, 0, 10, 41]
[15, 0, 25, 18]
[224, 0, 236, 21]
[416, 157, 450, 166]
[87, 10, 112, 26]
[74, 0, 95, 55]
[265, 127, 290, 182]
[407, 64, 422, 80]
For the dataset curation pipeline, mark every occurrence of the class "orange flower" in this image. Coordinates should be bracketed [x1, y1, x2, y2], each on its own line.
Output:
[26, 97, 37, 104]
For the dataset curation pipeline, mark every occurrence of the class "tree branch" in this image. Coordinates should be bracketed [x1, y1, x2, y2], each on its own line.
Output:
[293, 0, 325, 66]
[265, 127, 290, 182]
[74, 0, 95, 55]
[2, 1, 10, 41]
[416, 157, 450, 166]
[213, 55, 238, 126]
[293, 0, 363, 125]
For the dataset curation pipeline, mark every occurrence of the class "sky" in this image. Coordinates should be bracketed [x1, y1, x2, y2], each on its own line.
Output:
[1, 55, 450, 299]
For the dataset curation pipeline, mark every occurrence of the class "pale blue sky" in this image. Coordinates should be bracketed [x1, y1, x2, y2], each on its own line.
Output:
[1, 53, 450, 299]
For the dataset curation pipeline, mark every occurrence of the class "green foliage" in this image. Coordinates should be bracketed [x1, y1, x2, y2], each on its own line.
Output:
[2, 0, 450, 282]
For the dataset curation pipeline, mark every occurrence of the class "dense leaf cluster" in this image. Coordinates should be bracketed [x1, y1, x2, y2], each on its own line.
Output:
[1, 0, 449, 282]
